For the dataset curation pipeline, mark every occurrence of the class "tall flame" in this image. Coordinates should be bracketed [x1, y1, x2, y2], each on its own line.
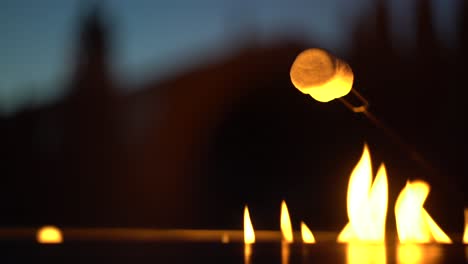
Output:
[394, 180, 452, 243]
[244, 205, 255, 244]
[463, 208, 468, 244]
[301, 221, 316, 244]
[338, 144, 388, 242]
[280, 200, 294, 243]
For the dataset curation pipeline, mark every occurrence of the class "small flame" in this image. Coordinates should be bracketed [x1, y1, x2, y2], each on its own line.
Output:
[338, 144, 388, 242]
[244, 205, 255, 244]
[394, 180, 452, 243]
[463, 208, 468, 244]
[280, 200, 294, 243]
[37, 225, 63, 244]
[301, 221, 316, 244]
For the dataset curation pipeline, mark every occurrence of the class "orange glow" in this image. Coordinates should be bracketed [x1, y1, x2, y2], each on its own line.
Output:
[338, 144, 388, 242]
[346, 244, 386, 264]
[280, 200, 294, 243]
[290, 48, 353, 102]
[244, 205, 255, 244]
[221, 232, 230, 244]
[394, 181, 452, 243]
[463, 208, 468, 244]
[300, 221, 316, 244]
[37, 225, 63, 244]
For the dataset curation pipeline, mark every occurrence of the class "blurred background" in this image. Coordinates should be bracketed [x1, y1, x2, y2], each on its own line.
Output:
[0, 0, 466, 234]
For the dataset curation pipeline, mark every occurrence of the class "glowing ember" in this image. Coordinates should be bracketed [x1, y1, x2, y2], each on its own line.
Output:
[290, 48, 354, 102]
[37, 225, 63, 244]
[244, 205, 255, 244]
[280, 200, 294, 243]
[464, 208, 468, 244]
[300, 221, 316, 244]
[337, 144, 388, 242]
[394, 180, 452, 243]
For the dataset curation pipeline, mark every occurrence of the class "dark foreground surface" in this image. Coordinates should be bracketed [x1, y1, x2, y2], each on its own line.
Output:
[0, 242, 466, 264]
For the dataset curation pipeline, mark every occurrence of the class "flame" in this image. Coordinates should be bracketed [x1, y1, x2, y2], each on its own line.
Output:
[394, 180, 452, 243]
[301, 221, 316, 244]
[346, 244, 386, 264]
[280, 200, 294, 243]
[463, 208, 468, 244]
[338, 144, 388, 242]
[244, 205, 255, 244]
[37, 225, 63, 244]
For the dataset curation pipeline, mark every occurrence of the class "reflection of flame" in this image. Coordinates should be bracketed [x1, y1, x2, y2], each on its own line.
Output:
[244, 244, 252, 264]
[397, 244, 443, 264]
[338, 144, 388, 242]
[465, 247, 468, 262]
[300, 221, 316, 244]
[244, 205, 255, 244]
[398, 244, 422, 264]
[346, 244, 386, 264]
[394, 181, 452, 243]
[37, 225, 63, 244]
[280, 200, 294, 243]
[463, 208, 468, 244]
[281, 241, 290, 264]
[466, 246, 468, 262]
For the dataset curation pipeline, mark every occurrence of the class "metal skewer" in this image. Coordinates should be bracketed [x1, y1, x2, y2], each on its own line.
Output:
[339, 88, 436, 175]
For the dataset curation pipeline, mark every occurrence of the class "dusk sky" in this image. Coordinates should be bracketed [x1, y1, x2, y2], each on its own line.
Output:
[0, 0, 460, 115]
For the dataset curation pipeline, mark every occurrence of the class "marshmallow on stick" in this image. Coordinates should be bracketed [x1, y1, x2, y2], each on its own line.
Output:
[290, 48, 354, 102]
[290, 48, 437, 181]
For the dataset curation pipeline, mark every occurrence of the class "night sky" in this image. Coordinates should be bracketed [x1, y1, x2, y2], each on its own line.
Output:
[0, 0, 461, 115]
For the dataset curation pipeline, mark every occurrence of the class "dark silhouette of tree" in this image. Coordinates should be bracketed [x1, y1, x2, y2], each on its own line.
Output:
[458, 0, 468, 61]
[70, 6, 114, 100]
[58, 5, 125, 226]
[416, 0, 440, 58]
